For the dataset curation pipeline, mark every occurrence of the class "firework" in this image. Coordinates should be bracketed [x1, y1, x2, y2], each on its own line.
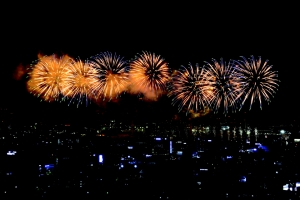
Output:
[88, 52, 129, 100]
[203, 58, 242, 114]
[234, 56, 279, 110]
[27, 54, 73, 102]
[60, 58, 99, 106]
[129, 51, 170, 100]
[168, 63, 213, 114]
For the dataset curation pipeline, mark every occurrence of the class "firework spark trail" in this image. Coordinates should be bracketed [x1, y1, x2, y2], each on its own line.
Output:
[60, 58, 99, 107]
[168, 63, 213, 114]
[234, 55, 279, 110]
[26, 54, 73, 102]
[88, 52, 129, 101]
[203, 58, 242, 114]
[129, 51, 170, 100]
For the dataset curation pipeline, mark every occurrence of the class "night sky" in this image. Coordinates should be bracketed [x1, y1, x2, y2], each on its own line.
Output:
[1, 3, 299, 125]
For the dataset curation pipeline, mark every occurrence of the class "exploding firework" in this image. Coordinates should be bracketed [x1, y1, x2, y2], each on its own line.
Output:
[168, 63, 213, 114]
[88, 52, 129, 100]
[203, 58, 242, 114]
[60, 58, 99, 106]
[129, 51, 170, 100]
[27, 54, 73, 102]
[234, 56, 279, 110]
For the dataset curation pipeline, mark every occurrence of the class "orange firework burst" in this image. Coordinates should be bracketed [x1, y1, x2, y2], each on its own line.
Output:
[203, 58, 243, 114]
[27, 54, 73, 102]
[129, 51, 170, 100]
[168, 63, 213, 114]
[60, 58, 100, 106]
[88, 52, 129, 101]
[234, 56, 279, 110]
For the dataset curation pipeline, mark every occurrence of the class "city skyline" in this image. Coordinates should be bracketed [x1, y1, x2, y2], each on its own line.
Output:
[0, 107, 299, 198]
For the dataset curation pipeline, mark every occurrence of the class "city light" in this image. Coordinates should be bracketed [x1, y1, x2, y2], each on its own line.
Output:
[99, 155, 103, 163]
[6, 151, 17, 156]
[0, 107, 296, 198]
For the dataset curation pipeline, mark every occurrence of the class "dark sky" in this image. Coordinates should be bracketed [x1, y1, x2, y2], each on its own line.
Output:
[1, 3, 299, 124]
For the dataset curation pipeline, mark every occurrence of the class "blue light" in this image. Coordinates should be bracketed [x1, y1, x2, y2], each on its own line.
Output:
[44, 164, 54, 170]
[258, 145, 269, 152]
[155, 138, 161, 141]
[192, 152, 200, 159]
[99, 155, 103, 163]
[7, 151, 17, 156]
[240, 176, 246, 182]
